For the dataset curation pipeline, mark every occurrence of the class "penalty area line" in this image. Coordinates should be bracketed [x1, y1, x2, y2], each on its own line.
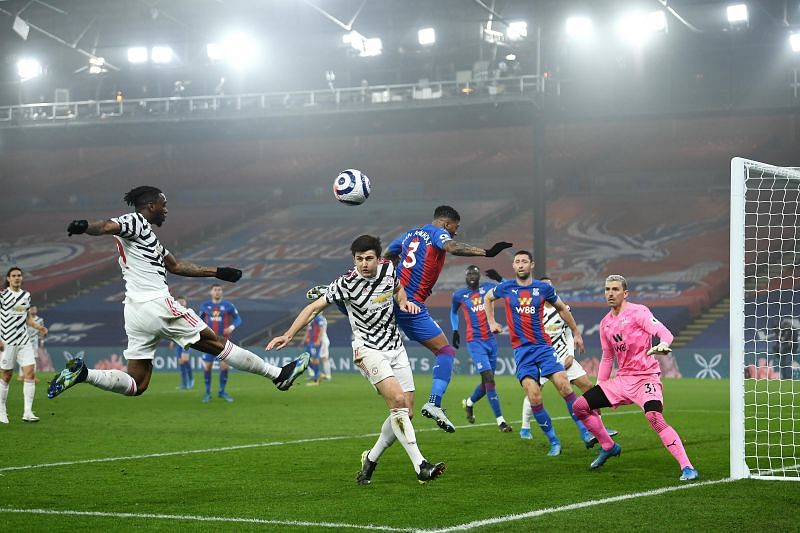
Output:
[421, 477, 735, 532]
[0, 507, 413, 532]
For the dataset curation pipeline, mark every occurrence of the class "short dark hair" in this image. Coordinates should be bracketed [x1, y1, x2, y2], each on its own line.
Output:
[5, 266, 22, 288]
[465, 265, 480, 273]
[211, 284, 222, 289]
[433, 205, 460, 222]
[514, 250, 533, 261]
[124, 186, 163, 209]
[351, 235, 382, 257]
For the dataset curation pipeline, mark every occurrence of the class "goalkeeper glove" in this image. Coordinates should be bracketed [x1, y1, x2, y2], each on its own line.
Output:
[484, 242, 512, 258]
[67, 220, 89, 236]
[647, 342, 672, 356]
[451, 331, 460, 350]
[484, 269, 503, 283]
[215, 267, 242, 283]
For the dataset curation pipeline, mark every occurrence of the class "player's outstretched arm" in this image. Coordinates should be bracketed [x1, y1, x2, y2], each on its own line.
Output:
[164, 254, 242, 282]
[443, 240, 512, 257]
[267, 297, 329, 350]
[394, 285, 419, 314]
[67, 219, 121, 237]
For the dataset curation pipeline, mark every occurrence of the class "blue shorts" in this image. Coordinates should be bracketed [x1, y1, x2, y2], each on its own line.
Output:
[514, 345, 564, 383]
[395, 302, 443, 343]
[467, 339, 498, 373]
[202, 353, 217, 363]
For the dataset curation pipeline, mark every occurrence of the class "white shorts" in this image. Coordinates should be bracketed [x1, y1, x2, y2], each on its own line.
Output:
[540, 357, 587, 385]
[319, 338, 330, 359]
[124, 296, 206, 360]
[0, 344, 36, 370]
[354, 344, 415, 393]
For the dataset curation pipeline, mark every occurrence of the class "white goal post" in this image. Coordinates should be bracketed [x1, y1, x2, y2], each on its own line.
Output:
[730, 157, 800, 481]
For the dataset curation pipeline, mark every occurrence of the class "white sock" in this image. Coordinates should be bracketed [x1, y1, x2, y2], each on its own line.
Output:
[86, 369, 137, 396]
[218, 340, 280, 380]
[322, 358, 331, 378]
[390, 407, 425, 473]
[0, 379, 8, 414]
[496, 416, 506, 425]
[521, 396, 532, 430]
[23, 380, 35, 414]
[466, 398, 474, 407]
[367, 415, 397, 463]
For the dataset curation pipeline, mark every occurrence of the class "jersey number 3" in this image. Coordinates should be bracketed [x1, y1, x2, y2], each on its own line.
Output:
[402, 240, 421, 268]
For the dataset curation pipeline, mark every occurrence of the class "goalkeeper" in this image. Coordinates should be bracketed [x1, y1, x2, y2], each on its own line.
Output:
[571, 275, 699, 481]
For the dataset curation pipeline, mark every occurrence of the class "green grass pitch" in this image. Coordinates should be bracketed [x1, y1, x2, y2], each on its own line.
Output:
[1, 373, 799, 531]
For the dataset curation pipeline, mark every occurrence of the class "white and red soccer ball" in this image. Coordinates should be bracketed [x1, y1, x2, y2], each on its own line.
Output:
[333, 169, 371, 206]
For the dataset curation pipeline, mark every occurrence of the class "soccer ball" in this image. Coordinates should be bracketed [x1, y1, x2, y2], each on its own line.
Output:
[333, 169, 371, 206]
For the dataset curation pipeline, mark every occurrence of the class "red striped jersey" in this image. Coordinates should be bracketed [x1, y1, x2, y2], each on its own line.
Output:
[451, 282, 496, 342]
[492, 280, 558, 349]
[387, 224, 453, 304]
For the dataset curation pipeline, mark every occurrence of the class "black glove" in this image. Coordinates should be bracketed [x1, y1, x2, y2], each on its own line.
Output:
[485, 269, 503, 283]
[215, 267, 242, 283]
[451, 331, 460, 350]
[67, 220, 88, 236]
[484, 241, 513, 258]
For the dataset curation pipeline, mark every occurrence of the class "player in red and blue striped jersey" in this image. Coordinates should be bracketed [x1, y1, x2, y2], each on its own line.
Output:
[198, 284, 242, 403]
[450, 266, 511, 432]
[483, 250, 585, 456]
[303, 313, 329, 385]
[385, 205, 511, 433]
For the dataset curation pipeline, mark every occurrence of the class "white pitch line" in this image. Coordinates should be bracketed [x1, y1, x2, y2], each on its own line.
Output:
[0, 409, 650, 473]
[0, 508, 413, 532]
[420, 478, 736, 532]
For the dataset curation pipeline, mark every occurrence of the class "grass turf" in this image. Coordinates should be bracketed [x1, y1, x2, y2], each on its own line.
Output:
[1, 373, 798, 532]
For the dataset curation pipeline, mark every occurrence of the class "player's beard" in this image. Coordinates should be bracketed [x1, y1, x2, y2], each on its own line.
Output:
[517, 271, 531, 281]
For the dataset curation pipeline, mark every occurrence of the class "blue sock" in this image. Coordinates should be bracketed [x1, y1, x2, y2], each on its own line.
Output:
[564, 392, 589, 436]
[429, 346, 456, 406]
[185, 363, 193, 386]
[179, 364, 186, 387]
[309, 360, 320, 380]
[532, 404, 558, 444]
[486, 382, 502, 418]
[204, 369, 211, 395]
[219, 369, 228, 394]
[469, 383, 486, 404]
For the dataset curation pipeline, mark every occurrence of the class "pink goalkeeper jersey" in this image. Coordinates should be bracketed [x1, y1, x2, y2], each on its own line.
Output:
[598, 302, 674, 381]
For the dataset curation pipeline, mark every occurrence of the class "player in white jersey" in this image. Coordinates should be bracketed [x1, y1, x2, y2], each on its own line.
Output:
[267, 235, 445, 485]
[519, 276, 618, 446]
[17, 305, 46, 383]
[48, 186, 309, 404]
[0, 267, 48, 423]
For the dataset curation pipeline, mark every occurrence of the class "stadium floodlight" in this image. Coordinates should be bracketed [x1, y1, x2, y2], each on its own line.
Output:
[151, 46, 174, 64]
[362, 37, 383, 57]
[88, 57, 106, 74]
[221, 33, 259, 65]
[418, 27, 436, 46]
[206, 43, 222, 60]
[727, 4, 748, 24]
[16, 58, 41, 80]
[127, 47, 148, 64]
[617, 11, 667, 45]
[506, 20, 528, 41]
[565, 16, 593, 39]
[505, 53, 516, 61]
[790, 33, 800, 52]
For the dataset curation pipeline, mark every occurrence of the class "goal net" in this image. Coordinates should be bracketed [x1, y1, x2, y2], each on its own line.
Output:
[731, 157, 800, 480]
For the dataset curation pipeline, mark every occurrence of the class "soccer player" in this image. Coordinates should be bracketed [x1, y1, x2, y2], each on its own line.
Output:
[571, 275, 700, 480]
[199, 285, 242, 402]
[483, 251, 585, 456]
[0, 267, 48, 423]
[303, 312, 330, 385]
[170, 296, 194, 390]
[519, 276, 618, 446]
[48, 186, 309, 402]
[17, 304, 46, 382]
[451, 265, 511, 432]
[385, 205, 512, 432]
[267, 235, 445, 485]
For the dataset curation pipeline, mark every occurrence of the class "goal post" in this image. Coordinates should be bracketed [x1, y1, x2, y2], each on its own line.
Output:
[730, 157, 800, 481]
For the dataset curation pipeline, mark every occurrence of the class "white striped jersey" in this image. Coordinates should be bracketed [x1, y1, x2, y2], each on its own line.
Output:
[111, 212, 171, 303]
[1, 288, 32, 346]
[542, 304, 574, 362]
[27, 315, 44, 346]
[324, 259, 402, 351]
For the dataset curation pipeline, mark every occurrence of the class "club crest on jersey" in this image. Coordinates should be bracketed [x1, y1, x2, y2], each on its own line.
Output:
[532, 288, 540, 296]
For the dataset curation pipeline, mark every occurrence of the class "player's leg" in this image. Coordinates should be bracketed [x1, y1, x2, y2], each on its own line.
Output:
[549, 369, 592, 443]
[320, 354, 332, 381]
[191, 328, 309, 391]
[571, 374, 619, 447]
[0, 361, 12, 424]
[218, 361, 233, 402]
[177, 354, 187, 389]
[520, 395, 533, 439]
[519, 364, 560, 456]
[486, 342, 510, 431]
[462, 342, 488, 423]
[573, 383, 622, 468]
[202, 357, 214, 402]
[21, 361, 38, 422]
[639, 380, 698, 480]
